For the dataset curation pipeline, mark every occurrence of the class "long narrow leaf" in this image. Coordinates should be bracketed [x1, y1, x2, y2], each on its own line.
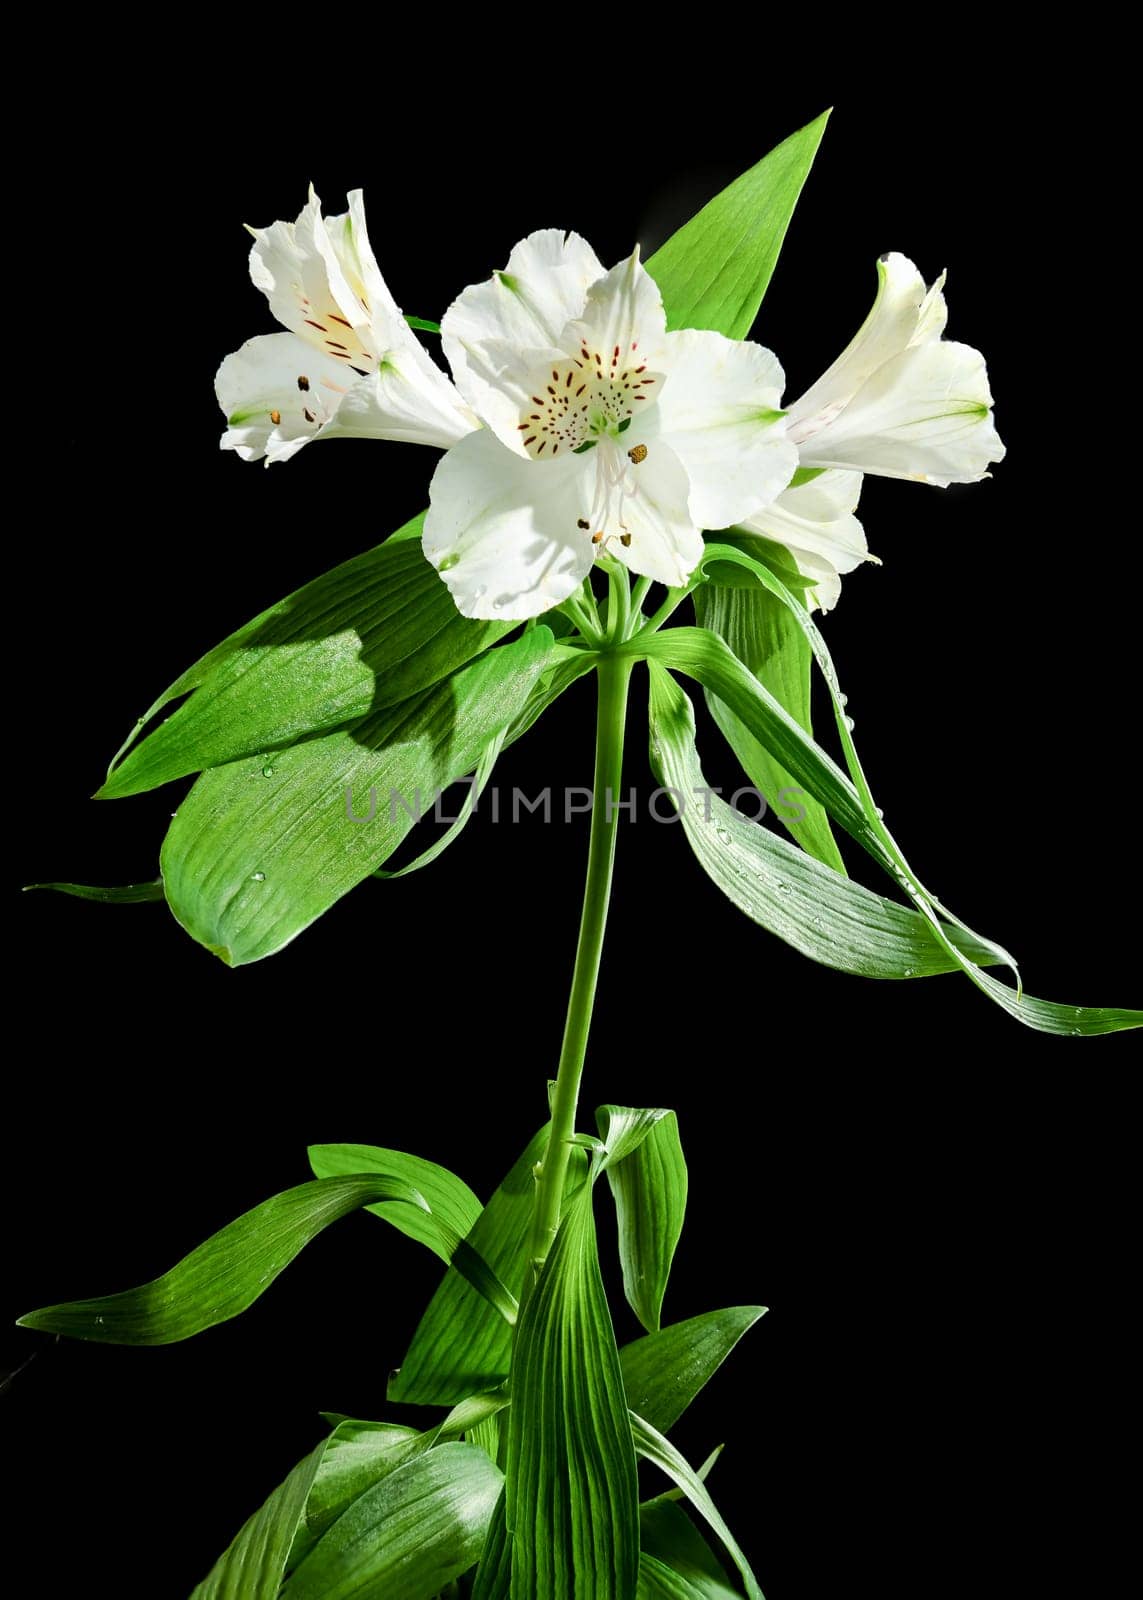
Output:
[692, 542, 1143, 1034]
[506, 1186, 640, 1600]
[17, 1175, 427, 1344]
[646, 664, 1006, 978]
[631, 1413, 762, 1600]
[620, 1308, 766, 1436]
[638, 1554, 741, 1600]
[636, 626, 873, 851]
[645, 112, 830, 338]
[23, 879, 165, 903]
[694, 581, 843, 870]
[191, 1440, 327, 1600]
[641, 1501, 742, 1598]
[101, 513, 512, 798]
[308, 1144, 481, 1265]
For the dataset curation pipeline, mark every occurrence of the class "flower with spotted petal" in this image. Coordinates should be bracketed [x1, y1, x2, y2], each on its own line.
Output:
[215, 188, 476, 466]
[424, 230, 797, 619]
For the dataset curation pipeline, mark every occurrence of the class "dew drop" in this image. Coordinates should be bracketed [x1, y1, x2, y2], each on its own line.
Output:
[776, 880, 792, 896]
[838, 693, 848, 707]
[843, 714, 855, 732]
[250, 871, 266, 883]
[875, 806, 884, 818]
[903, 968, 914, 978]
[715, 826, 732, 845]
[261, 764, 275, 777]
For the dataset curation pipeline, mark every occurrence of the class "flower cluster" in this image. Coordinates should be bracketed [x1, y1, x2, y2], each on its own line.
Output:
[217, 190, 1003, 619]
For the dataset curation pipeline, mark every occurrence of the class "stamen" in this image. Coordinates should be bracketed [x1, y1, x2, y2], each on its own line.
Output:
[270, 409, 281, 425]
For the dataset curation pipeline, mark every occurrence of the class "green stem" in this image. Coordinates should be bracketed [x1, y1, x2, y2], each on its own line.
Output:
[629, 575, 653, 627]
[638, 584, 692, 636]
[527, 652, 633, 1271]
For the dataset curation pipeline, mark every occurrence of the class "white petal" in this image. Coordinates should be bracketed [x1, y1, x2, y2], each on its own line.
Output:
[785, 548, 843, 613]
[441, 230, 604, 450]
[323, 348, 478, 449]
[607, 441, 703, 589]
[247, 189, 475, 446]
[796, 340, 1004, 485]
[652, 329, 797, 528]
[248, 189, 376, 370]
[738, 469, 869, 613]
[566, 246, 667, 370]
[328, 190, 407, 341]
[788, 253, 931, 436]
[423, 429, 596, 619]
[215, 333, 354, 464]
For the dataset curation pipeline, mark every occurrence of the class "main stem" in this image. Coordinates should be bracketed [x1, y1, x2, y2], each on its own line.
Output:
[527, 652, 633, 1271]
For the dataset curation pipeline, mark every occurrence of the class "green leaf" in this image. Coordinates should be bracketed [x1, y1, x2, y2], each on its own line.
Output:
[638, 1553, 740, 1599]
[310, 1144, 517, 1323]
[286, 1442, 502, 1600]
[373, 726, 505, 880]
[594, 1105, 671, 1170]
[288, 1421, 421, 1571]
[504, 648, 598, 747]
[17, 1175, 427, 1344]
[641, 1502, 742, 1598]
[22, 879, 165, 903]
[635, 626, 871, 849]
[308, 1144, 482, 1266]
[160, 629, 553, 966]
[596, 1106, 687, 1334]
[681, 544, 1143, 1035]
[620, 1307, 767, 1436]
[471, 1491, 511, 1600]
[390, 1126, 585, 1406]
[405, 314, 441, 333]
[646, 665, 1007, 979]
[694, 579, 844, 871]
[631, 1414, 762, 1600]
[645, 111, 829, 338]
[101, 513, 513, 799]
[191, 1439, 327, 1600]
[506, 1185, 640, 1600]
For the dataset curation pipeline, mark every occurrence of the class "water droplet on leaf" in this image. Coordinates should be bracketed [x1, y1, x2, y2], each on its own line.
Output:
[250, 871, 266, 883]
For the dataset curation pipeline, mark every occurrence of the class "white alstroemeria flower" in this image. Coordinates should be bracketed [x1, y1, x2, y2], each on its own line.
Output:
[216, 189, 475, 465]
[423, 230, 797, 619]
[738, 469, 874, 613]
[786, 252, 1004, 486]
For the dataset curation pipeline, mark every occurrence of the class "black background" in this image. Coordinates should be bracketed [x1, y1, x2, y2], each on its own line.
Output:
[6, 45, 1138, 1600]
